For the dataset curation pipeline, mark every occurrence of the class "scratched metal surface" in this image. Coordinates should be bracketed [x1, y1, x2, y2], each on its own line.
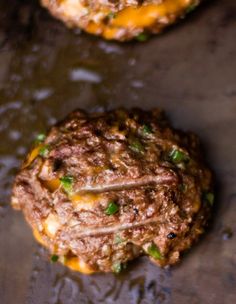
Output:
[0, 0, 235, 303]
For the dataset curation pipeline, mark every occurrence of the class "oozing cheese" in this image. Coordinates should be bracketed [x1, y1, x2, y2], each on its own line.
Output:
[23, 145, 42, 168]
[64, 257, 94, 274]
[88, 0, 191, 39]
[70, 193, 101, 210]
[111, 0, 191, 28]
[33, 229, 47, 246]
[43, 178, 61, 192]
[42, 0, 198, 40]
[33, 229, 94, 274]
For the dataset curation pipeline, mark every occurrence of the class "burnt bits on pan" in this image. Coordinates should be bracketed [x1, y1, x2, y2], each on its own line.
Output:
[11, 108, 213, 274]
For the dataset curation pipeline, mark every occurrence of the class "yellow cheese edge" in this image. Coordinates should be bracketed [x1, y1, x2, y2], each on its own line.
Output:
[33, 229, 95, 274]
[43, 178, 102, 210]
[85, 0, 193, 40]
[33, 229, 47, 246]
[22, 145, 42, 169]
[64, 257, 95, 274]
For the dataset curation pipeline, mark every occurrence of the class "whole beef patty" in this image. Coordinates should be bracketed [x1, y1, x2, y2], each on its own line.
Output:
[41, 0, 202, 41]
[12, 108, 213, 274]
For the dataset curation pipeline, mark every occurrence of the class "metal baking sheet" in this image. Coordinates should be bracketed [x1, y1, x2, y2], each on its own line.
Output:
[0, 0, 235, 303]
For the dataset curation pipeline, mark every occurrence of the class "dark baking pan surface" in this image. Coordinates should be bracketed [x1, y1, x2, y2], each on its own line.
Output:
[0, 0, 235, 303]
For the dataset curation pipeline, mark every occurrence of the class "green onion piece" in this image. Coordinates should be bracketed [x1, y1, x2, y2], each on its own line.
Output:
[51, 255, 59, 262]
[179, 184, 187, 192]
[141, 124, 153, 136]
[36, 133, 46, 143]
[129, 139, 145, 154]
[39, 145, 50, 157]
[186, 3, 197, 14]
[105, 201, 119, 215]
[60, 176, 74, 194]
[136, 32, 149, 42]
[147, 243, 163, 260]
[107, 12, 117, 19]
[112, 261, 126, 273]
[169, 149, 189, 164]
[114, 235, 124, 245]
[203, 192, 214, 206]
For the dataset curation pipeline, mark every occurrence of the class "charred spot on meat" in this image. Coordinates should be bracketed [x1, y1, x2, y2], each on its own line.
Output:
[40, 0, 202, 41]
[11, 108, 213, 274]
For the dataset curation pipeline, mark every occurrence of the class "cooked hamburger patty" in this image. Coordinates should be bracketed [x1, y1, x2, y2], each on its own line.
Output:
[11, 108, 213, 274]
[41, 0, 201, 41]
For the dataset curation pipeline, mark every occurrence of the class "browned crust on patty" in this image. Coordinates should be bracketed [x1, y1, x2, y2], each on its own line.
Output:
[12, 108, 213, 273]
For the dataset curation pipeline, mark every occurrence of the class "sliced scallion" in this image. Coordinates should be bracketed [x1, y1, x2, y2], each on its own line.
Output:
[114, 235, 124, 244]
[136, 32, 149, 42]
[147, 243, 163, 260]
[203, 192, 214, 206]
[186, 3, 197, 14]
[105, 201, 119, 215]
[51, 254, 59, 262]
[39, 145, 50, 157]
[60, 176, 74, 194]
[129, 139, 145, 154]
[36, 133, 46, 143]
[169, 148, 189, 164]
[112, 261, 126, 273]
[141, 124, 152, 136]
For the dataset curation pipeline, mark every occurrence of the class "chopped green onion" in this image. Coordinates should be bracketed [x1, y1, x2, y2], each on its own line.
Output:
[147, 243, 163, 260]
[141, 124, 153, 136]
[114, 235, 124, 245]
[60, 176, 74, 194]
[107, 12, 117, 19]
[129, 139, 145, 154]
[169, 149, 189, 164]
[203, 192, 214, 206]
[51, 254, 59, 262]
[136, 32, 149, 42]
[36, 133, 46, 143]
[105, 201, 119, 215]
[39, 145, 50, 157]
[112, 261, 126, 273]
[179, 184, 187, 192]
[186, 3, 197, 14]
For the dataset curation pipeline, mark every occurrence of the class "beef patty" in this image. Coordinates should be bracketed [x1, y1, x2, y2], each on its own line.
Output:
[41, 0, 202, 41]
[11, 108, 213, 274]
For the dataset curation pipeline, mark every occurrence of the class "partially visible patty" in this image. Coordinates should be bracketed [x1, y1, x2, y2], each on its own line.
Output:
[11, 108, 213, 274]
[41, 0, 201, 41]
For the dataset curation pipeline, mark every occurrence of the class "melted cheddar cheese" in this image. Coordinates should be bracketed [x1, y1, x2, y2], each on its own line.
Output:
[43, 177, 102, 210]
[42, 0, 199, 40]
[111, 0, 191, 28]
[55, 0, 194, 40]
[33, 229, 47, 246]
[64, 257, 95, 274]
[34, 230, 94, 274]
[70, 192, 101, 210]
[43, 178, 61, 192]
[22, 145, 43, 169]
